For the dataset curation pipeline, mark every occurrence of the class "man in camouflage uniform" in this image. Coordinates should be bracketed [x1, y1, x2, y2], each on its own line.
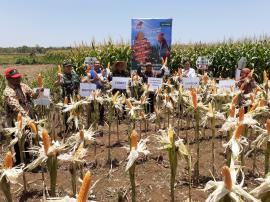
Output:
[56, 62, 80, 101]
[4, 67, 43, 124]
[56, 62, 80, 131]
[3, 67, 43, 164]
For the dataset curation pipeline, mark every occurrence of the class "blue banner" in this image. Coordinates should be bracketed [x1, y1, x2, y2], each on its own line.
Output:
[131, 18, 172, 71]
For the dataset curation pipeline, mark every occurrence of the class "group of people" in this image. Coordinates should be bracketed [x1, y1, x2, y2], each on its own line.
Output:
[2, 59, 258, 164]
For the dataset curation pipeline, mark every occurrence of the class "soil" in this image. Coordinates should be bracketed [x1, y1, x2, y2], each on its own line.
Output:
[0, 115, 265, 202]
[0, 64, 54, 79]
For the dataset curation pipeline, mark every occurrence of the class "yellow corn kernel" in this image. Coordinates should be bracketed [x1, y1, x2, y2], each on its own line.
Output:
[4, 151, 13, 169]
[222, 166, 232, 191]
[77, 171, 92, 202]
[130, 130, 138, 150]
[42, 129, 51, 155]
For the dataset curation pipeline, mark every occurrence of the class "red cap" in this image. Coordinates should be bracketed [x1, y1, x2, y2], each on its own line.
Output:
[5, 68, 22, 79]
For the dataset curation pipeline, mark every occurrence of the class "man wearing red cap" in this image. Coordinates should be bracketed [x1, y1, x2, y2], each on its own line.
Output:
[4, 67, 43, 122]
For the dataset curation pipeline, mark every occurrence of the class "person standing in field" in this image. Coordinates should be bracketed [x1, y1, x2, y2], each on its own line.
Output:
[3, 67, 43, 164]
[236, 68, 258, 106]
[56, 62, 80, 102]
[108, 61, 130, 95]
[84, 60, 107, 125]
[137, 62, 165, 113]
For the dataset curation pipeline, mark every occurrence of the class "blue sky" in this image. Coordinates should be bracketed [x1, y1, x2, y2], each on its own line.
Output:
[0, 0, 269, 47]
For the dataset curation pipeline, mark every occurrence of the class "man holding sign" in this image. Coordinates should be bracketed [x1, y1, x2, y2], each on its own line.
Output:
[137, 62, 165, 113]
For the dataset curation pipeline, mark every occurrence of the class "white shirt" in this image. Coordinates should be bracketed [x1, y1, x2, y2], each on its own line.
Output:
[183, 68, 196, 78]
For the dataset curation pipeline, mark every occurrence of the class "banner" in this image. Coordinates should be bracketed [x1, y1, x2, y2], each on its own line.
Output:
[131, 18, 172, 72]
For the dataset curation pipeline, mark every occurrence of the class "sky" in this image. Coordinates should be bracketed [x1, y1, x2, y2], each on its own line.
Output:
[0, 0, 269, 47]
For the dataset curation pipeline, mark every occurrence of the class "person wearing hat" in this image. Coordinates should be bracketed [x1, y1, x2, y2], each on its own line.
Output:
[137, 61, 165, 83]
[108, 61, 130, 95]
[56, 62, 80, 101]
[4, 67, 43, 121]
[137, 62, 165, 113]
[3, 67, 43, 164]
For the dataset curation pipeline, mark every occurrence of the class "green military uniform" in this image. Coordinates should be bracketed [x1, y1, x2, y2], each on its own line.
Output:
[61, 71, 80, 100]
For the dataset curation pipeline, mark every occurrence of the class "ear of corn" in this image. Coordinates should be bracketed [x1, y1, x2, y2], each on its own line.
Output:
[77, 171, 92, 202]
[263, 70, 268, 85]
[250, 102, 258, 112]
[202, 73, 208, 84]
[259, 97, 265, 107]
[126, 99, 133, 110]
[64, 97, 69, 105]
[191, 88, 197, 109]
[37, 73, 43, 88]
[130, 130, 138, 150]
[239, 107, 245, 122]
[232, 94, 238, 105]
[58, 65, 62, 74]
[28, 121, 37, 134]
[168, 126, 174, 144]
[72, 111, 77, 117]
[17, 112, 22, 129]
[229, 104, 236, 118]
[222, 166, 232, 191]
[235, 124, 244, 140]
[79, 130, 84, 140]
[4, 151, 13, 169]
[266, 119, 270, 135]
[42, 129, 51, 155]
[249, 94, 254, 103]
[208, 102, 213, 115]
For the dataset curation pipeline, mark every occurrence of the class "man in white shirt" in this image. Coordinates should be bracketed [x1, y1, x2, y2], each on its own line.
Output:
[178, 59, 196, 82]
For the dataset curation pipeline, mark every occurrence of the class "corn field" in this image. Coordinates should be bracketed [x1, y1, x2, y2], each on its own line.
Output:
[44, 39, 270, 82]
[0, 63, 270, 201]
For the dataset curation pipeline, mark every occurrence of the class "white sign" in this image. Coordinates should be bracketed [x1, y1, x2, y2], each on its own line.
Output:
[218, 79, 236, 90]
[148, 77, 163, 90]
[182, 77, 200, 90]
[34, 88, 50, 106]
[112, 77, 129, 90]
[79, 83, 97, 97]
